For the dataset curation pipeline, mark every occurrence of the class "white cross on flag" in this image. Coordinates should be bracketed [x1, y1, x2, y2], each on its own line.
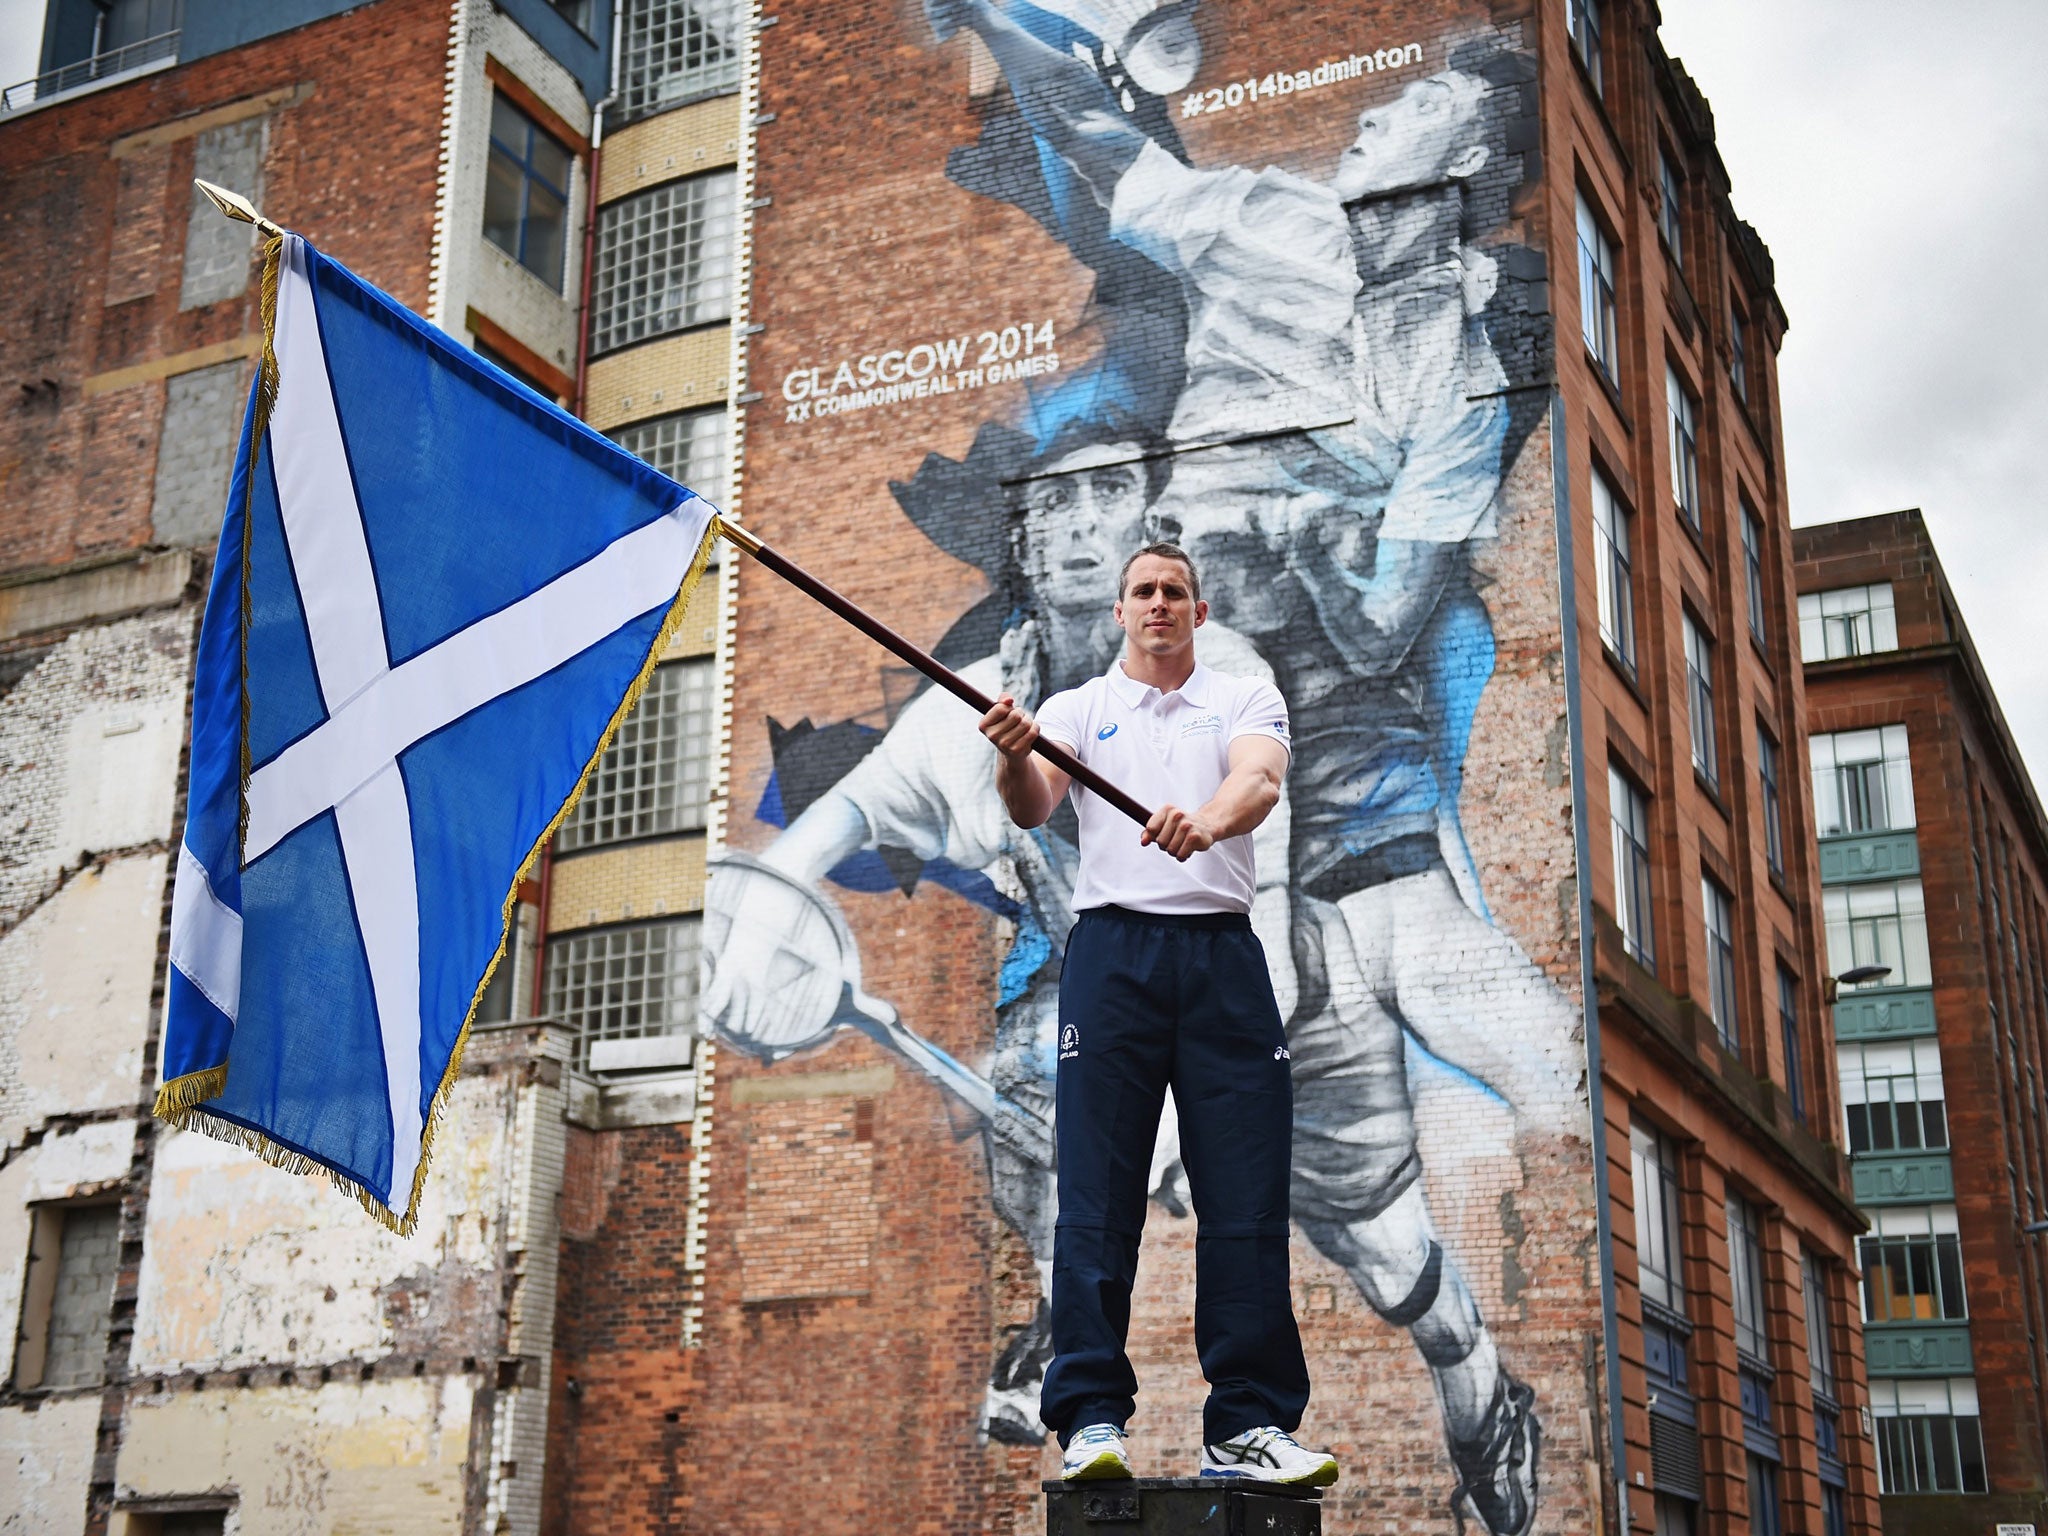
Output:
[159, 234, 717, 1232]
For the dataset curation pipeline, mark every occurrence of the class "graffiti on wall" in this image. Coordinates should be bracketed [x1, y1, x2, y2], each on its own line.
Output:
[703, 3, 1582, 1531]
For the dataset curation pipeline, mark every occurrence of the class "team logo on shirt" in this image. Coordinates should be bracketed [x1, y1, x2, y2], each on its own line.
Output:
[1060, 1024, 1081, 1059]
[1181, 712, 1224, 738]
[1272, 719, 1288, 736]
[1097, 723, 1118, 740]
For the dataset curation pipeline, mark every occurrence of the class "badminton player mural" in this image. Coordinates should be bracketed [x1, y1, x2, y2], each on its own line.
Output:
[703, 3, 1588, 1531]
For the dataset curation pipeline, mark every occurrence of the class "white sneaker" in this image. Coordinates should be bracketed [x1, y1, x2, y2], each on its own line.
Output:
[1200, 1425, 1339, 1486]
[1062, 1423, 1133, 1480]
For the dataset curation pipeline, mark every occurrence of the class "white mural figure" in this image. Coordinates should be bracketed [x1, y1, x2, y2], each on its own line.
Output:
[702, 439, 1294, 1443]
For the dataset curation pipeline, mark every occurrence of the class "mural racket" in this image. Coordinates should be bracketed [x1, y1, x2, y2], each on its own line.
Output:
[705, 3, 1584, 1533]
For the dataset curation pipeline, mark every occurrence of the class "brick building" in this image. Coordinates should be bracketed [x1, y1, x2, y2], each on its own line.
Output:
[1797, 510, 2048, 1536]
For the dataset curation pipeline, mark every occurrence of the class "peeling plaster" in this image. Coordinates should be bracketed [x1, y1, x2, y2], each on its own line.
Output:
[0, 1395, 98, 1535]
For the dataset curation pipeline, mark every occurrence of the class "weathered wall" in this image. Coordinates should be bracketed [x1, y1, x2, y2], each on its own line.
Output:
[0, 1393, 100, 1536]
[654, 0, 1603, 1532]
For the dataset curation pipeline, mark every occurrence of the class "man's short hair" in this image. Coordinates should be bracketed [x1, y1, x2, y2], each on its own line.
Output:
[1119, 542, 1200, 603]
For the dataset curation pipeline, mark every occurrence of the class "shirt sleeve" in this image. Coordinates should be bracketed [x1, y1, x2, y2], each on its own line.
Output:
[1032, 685, 1085, 756]
[1226, 677, 1292, 762]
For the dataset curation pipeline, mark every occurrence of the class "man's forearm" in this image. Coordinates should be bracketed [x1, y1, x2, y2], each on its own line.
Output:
[995, 750, 1060, 829]
[1194, 762, 1282, 841]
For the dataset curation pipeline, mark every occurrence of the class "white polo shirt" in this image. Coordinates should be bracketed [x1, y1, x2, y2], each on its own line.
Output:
[1034, 658, 1290, 916]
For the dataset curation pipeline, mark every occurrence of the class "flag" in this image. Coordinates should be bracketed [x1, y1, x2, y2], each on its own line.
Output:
[157, 233, 718, 1233]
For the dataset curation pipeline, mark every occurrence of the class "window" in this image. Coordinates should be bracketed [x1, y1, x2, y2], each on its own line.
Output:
[1825, 878, 1932, 990]
[556, 659, 715, 852]
[1634, 1124, 1701, 1503]
[1590, 466, 1635, 670]
[549, 0, 593, 30]
[1682, 612, 1717, 787]
[1667, 366, 1702, 530]
[1730, 303, 1751, 404]
[1798, 583, 1898, 662]
[1758, 724, 1784, 879]
[1577, 193, 1619, 384]
[474, 338, 564, 404]
[1811, 725, 1915, 837]
[545, 918, 702, 1070]
[1842, 1040, 1948, 1154]
[1741, 504, 1768, 641]
[617, 0, 743, 123]
[1702, 876, 1739, 1051]
[1861, 1205, 1966, 1322]
[1610, 765, 1655, 968]
[1777, 967, 1804, 1122]
[1657, 148, 1684, 264]
[1567, 0, 1603, 93]
[1803, 1250, 1839, 1402]
[12, 1202, 119, 1390]
[593, 171, 738, 354]
[1871, 1378, 1988, 1494]
[115, 1509, 229, 1536]
[1632, 1124, 1687, 1315]
[1747, 1455, 1783, 1536]
[610, 406, 730, 508]
[484, 95, 572, 291]
[1726, 1194, 1769, 1362]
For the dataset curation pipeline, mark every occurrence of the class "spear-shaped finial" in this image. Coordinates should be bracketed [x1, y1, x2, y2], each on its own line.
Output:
[194, 177, 286, 239]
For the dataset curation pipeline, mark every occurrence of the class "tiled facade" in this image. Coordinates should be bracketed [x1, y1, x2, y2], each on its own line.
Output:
[1798, 511, 2048, 1536]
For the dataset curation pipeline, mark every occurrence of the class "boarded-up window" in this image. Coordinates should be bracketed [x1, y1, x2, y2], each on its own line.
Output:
[181, 118, 265, 310]
[739, 1096, 877, 1301]
[152, 359, 250, 546]
[106, 146, 169, 305]
[13, 1203, 120, 1390]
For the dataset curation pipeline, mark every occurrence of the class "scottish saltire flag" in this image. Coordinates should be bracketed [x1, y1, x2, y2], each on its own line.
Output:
[158, 234, 718, 1232]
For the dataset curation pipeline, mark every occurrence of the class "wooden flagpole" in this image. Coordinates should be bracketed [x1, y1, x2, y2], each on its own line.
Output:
[713, 517, 1155, 829]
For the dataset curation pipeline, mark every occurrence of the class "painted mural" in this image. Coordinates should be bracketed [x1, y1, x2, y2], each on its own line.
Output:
[703, 2, 1591, 1532]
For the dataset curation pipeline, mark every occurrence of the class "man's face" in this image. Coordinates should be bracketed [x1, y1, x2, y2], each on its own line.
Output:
[1018, 444, 1150, 614]
[1330, 74, 1485, 202]
[1114, 553, 1206, 659]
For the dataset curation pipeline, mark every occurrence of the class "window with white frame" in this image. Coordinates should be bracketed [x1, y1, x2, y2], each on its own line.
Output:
[1591, 466, 1635, 669]
[1577, 193, 1619, 383]
[592, 170, 737, 355]
[1667, 365, 1702, 530]
[1860, 1205, 1966, 1322]
[1567, 0, 1603, 92]
[484, 94, 573, 291]
[1610, 764, 1655, 968]
[1741, 503, 1767, 641]
[1841, 1040, 1948, 1155]
[1825, 878, 1932, 990]
[1683, 611, 1718, 787]
[545, 918, 701, 1070]
[557, 659, 715, 853]
[1702, 875, 1739, 1051]
[616, 0, 743, 122]
[610, 406, 729, 508]
[1799, 583, 1898, 662]
[1871, 1378, 1987, 1494]
[1811, 725, 1915, 838]
[1657, 147, 1684, 264]
[1758, 723, 1784, 879]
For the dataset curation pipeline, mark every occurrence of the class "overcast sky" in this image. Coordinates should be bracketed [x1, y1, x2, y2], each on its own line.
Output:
[1658, 0, 2048, 792]
[3, 0, 2043, 787]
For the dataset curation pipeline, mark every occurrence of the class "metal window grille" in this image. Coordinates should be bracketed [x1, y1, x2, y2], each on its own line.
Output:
[1726, 1194, 1768, 1361]
[1777, 966, 1804, 1122]
[616, 0, 743, 124]
[4, 0, 180, 112]
[557, 660, 714, 852]
[1683, 613, 1717, 787]
[610, 407, 729, 507]
[1567, 0, 1603, 93]
[545, 918, 700, 1070]
[1758, 726, 1784, 877]
[1703, 876, 1739, 1051]
[1811, 724, 1915, 836]
[483, 94, 572, 290]
[1742, 507, 1767, 640]
[592, 171, 737, 355]
[1631, 1123, 1686, 1312]
[1824, 878, 1932, 990]
[1798, 583, 1898, 661]
[1577, 194, 1619, 381]
[1658, 149, 1684, 265]
[1668, 367, 1702, 528]
[1610, 765, 1656, 969]
[1591, 467, 1635, 668]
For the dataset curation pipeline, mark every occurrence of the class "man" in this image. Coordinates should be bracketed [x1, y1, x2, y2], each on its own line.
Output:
[701, 438, 1293, 1444]
[979, 542, 1335, 1486]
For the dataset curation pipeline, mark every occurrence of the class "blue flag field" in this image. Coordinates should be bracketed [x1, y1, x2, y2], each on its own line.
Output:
[158, 233, 719, 1232]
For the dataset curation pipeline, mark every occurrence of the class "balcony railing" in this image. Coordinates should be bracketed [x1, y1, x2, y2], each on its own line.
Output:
[2, 29, 180, 115]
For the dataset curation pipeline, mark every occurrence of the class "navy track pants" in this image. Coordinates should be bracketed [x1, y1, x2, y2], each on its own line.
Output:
[1040, 904, 1310, 1446]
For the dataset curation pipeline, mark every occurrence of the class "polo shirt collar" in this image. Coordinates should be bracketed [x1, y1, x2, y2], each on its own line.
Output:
[1107, 658, 1211, 707]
